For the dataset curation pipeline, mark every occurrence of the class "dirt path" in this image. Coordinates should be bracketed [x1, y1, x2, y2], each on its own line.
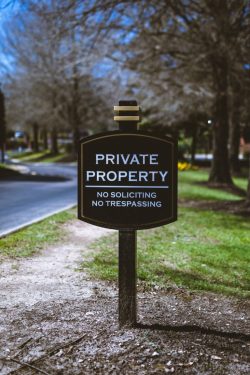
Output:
[0, 221, 111, 309]
[0, 221, 249, 374]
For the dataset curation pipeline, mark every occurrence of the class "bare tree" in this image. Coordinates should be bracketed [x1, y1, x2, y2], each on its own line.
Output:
[73, 0, 249, 185]
[2, 0, 249, 183]
[1, 0, 113, 156]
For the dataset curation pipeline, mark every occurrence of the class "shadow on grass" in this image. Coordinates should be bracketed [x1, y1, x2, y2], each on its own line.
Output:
[155, 267, 250, 296]
[31, 151, 56, 161]
[11, 151, 34, 159]
[200, 181, 246, 198]
[179, 199, 250, 218]
[35, 152, 76, 163]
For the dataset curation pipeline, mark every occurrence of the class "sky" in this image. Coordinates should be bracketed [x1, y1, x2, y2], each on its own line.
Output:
[0, 0, 20, 24]
[0, 0, 135, 86]
[0, 0, 22, 76]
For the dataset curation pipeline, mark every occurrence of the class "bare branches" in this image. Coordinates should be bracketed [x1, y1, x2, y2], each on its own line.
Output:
[0, 0, 16, 10]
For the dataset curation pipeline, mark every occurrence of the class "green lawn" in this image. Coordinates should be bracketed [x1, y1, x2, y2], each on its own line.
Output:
[178, 170, 248, 201]
[0, 163, 8, 169]
[0, 209, 75, 259]
[81, 170, 250, 298]
[0, 163, 23, 178]
[1, 168, 249, 297]
[9, 150, 72, 163]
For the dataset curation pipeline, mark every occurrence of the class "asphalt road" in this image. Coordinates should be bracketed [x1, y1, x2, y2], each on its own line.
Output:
[0, 163, 77, 237]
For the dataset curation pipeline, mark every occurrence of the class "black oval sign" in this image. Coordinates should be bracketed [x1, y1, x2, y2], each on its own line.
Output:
[78, 131, 177, 230]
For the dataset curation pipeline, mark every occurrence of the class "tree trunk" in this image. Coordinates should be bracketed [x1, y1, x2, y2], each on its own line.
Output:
[42, 127, 48, 150]
[209, 60, 233, 184]
[0, 89, 6, 163]
[51, 127, 58, 154]
[0, 143, 5, 163]
[229, 80, 241, 174]
[247, 178, 250, 202]
[70, 29, 80, 160]
[71, 59, 80, 159]
[229, 119, 241, 174]
[246, 153, 250, 204]
[32, 123, 39, 152]
[191, 124, 197, 165]
[73, 127, 79, 159]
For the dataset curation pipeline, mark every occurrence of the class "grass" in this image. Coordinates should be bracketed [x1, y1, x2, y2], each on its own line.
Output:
[81, 170, 250, 298]
[0, 163, 9, 170]
[178, 169, 248, 201]
[0, 209, 75, 259]
[9, 150, 72, 163]
[1, 167, 249, 297]
[0, 163, 22, 178]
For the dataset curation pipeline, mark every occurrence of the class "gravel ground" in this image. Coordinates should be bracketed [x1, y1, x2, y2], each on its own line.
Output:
[0, 220, 249, 374]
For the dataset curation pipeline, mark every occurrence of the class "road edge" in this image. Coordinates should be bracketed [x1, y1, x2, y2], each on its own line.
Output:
[0, 204, 76, 238]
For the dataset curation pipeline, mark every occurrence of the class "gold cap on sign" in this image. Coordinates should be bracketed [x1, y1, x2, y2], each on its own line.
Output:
[114, 100, 141, 122]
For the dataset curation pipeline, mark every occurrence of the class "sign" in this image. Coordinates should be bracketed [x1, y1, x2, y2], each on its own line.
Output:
[78, 131, 177, 230]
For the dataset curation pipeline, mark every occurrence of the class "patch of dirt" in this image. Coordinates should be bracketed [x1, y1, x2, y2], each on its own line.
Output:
[0, 221, 111, 309]
[0, 221, 249, 374]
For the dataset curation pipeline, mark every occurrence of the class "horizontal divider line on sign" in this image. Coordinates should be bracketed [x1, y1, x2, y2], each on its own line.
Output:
[84, 185, 169, 189]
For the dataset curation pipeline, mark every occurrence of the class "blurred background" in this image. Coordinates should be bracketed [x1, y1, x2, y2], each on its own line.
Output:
[0, 0, 250, 236]
[1, 4, 250, 372]
[0, 0, 250, 338]
[0, 0, 249, 171]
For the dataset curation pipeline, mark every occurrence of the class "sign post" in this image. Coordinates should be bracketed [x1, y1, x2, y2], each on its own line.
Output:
[117, 100, 139, 326]
[119, 229, 137, 326]
[78, 100, 177, 327]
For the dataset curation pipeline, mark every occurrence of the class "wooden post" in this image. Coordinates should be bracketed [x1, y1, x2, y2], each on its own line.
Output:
[115, 100, 139, 327]
[119, 230, 137, 326]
